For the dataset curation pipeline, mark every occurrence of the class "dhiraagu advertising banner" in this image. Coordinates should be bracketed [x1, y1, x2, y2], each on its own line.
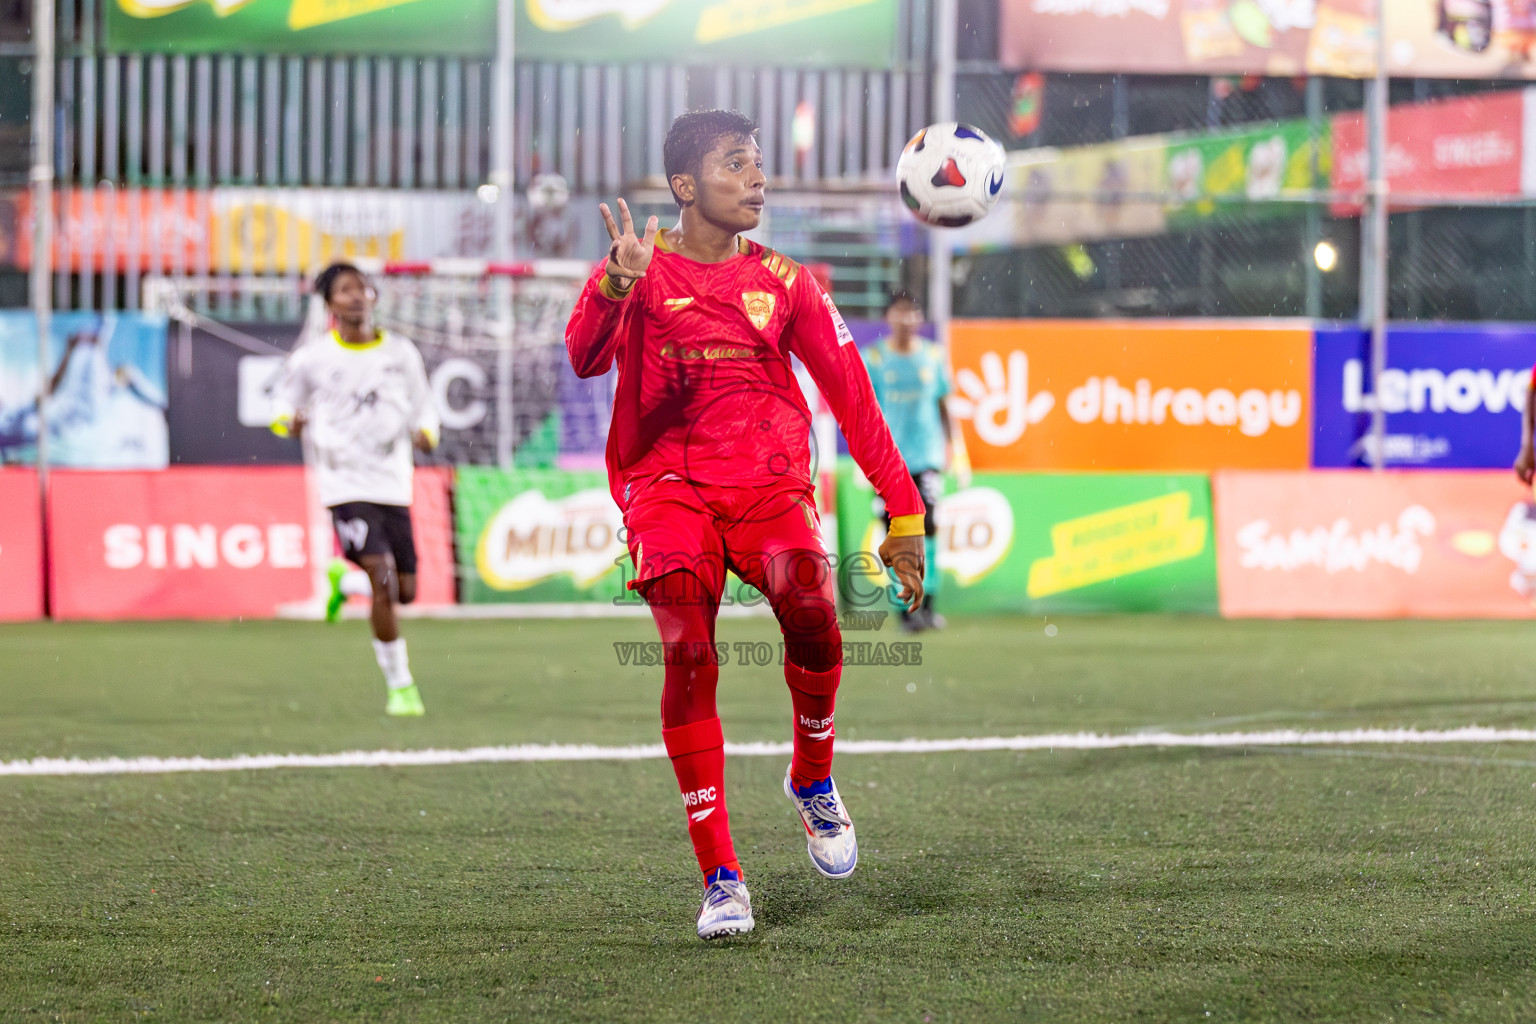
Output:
[455, 467, 628, 604]
[517, 0, 897, 66]
[106, 0, 497, 56]
[836, 464, 1218, 614]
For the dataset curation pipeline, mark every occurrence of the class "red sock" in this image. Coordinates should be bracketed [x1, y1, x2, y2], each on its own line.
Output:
[661, 716, 739, 882]
[786, 662, 840, 789]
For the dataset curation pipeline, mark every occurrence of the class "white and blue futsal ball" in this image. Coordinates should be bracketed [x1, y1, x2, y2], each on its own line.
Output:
[896, 122, 1007, 228]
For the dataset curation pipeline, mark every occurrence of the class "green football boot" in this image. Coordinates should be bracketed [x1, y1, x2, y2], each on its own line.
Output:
[385, 684, 426, 717]
[325, 559, 348, 623]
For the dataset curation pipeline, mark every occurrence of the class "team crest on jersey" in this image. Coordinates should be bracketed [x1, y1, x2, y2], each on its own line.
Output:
[742, 291, 775, 331]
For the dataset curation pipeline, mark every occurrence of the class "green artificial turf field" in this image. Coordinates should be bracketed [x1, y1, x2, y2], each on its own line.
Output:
[3, 615, 1536, 1022]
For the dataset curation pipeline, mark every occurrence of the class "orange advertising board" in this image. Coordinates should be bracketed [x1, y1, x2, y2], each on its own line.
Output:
[9, 189, 206, 273]
[1214, 470, 1536, 618]
[949, 320, 1312, 472]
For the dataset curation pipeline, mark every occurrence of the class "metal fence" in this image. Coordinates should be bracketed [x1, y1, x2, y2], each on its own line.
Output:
[4, 0, 937, 317]
[12, 1, 1536, 323]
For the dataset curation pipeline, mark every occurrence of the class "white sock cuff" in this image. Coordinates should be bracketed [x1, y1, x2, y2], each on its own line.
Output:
[383, 638, 413, 690]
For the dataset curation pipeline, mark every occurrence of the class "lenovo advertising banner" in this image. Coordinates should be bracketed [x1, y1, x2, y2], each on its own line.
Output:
[105, 0, 496, 56]
[836, 464, 1218, 614]
[455, 467, 628, 604]
[516, 0, 897, 67]
[1000, 0, 1376, 77]
[0, 469, 43, 621]
[1331, 91, 1526, 213]
[1215, 470, 1536, 618]
[948, 320, 1313, 472]
[1313, 324, 1536, 469]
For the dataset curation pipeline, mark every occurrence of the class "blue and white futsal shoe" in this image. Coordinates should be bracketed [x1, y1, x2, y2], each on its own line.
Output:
[783, 768, 859, 879]
[696, 868, 754, 940]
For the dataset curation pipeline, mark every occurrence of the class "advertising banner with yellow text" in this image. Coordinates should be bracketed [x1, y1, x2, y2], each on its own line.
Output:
[1214, 470, 1536, 618]
[836, 465, 1218, 614]
[106, 0, 496, 55]
[957, 138, 1168, 251]
[2, 188, 501, 275]
[455, 467, 629, 605]
[949, 320, 1313, 472]
[517, 0, 897, 66]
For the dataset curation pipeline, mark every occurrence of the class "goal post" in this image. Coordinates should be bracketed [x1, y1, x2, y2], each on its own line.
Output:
[143, 260, 617, 618]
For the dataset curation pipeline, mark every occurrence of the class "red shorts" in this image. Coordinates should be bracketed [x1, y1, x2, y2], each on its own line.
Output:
[623, 477, 828, 600]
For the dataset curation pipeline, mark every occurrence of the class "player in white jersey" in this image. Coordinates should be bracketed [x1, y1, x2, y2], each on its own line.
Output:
[272, 262, 440, 716]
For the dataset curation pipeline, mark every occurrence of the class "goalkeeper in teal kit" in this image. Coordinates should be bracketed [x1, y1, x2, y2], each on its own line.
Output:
[862, 290, 956, 631]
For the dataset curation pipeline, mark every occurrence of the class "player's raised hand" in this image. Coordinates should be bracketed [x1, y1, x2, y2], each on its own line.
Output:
[600, 198, 658, 286]
[878, 533, 925, 613]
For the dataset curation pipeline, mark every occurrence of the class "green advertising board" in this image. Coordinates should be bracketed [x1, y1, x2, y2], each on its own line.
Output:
[106, 0, 497, 56]
[455, 466, 631, 604]
[835, 464, 1218, 615]
[516, 0, 896, 67]
[457, 466, 772, 608]
[1164, 118, 1330, 228]
[109, 0, 897, 62]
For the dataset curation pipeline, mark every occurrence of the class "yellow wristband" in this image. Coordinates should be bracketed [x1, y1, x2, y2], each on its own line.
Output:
[887, 514, 926, 538]
[598, 274, 634, 302]
[270, 416, 293, 438]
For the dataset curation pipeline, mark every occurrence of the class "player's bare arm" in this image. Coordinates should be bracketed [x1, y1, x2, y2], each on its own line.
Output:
[1517, 381, 1536, 484]
[879, 533, 925, 611]
[600, 197, 658, 286]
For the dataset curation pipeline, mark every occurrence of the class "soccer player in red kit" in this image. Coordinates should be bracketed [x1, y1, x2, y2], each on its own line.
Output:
[565, 109, 927, 939]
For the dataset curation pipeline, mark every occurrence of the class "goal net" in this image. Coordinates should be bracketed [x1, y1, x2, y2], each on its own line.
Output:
[143, 260, 600, 616]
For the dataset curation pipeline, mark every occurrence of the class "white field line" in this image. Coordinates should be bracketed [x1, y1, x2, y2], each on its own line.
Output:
[5, 726, 1536, 778]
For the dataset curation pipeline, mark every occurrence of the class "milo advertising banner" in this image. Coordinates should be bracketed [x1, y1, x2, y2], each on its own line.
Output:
[1165, 119, 1329, 228]
[455, 467, 628, 604]
[106, 0, 497, 56]
[835, 465, 1218, 614]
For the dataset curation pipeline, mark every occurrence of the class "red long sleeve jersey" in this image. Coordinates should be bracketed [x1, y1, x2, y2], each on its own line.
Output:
[565, 234, 923, 520]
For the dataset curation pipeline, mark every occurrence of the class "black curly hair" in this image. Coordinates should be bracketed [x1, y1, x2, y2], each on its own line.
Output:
[663, 109, 758, 209]
[314, 262, 370, 303]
